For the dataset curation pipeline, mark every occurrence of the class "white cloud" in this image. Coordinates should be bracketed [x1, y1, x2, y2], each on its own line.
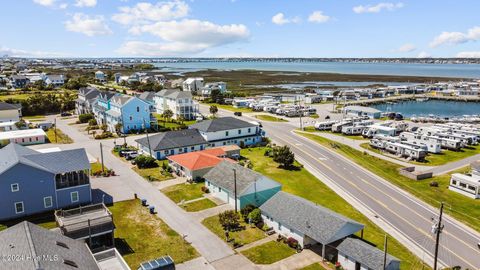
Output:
[394, 43, 416, 53]
[117, 19, 249, 56]
[271, 13, 300, 25]
[430, 26, 480, 47]
[59, 3, 68, 9]
[112, 1, 189, 25]
[0, 45, 67, 57]
[417, 51, 431, 58]
[65, 13, 113, 37]
[75, 0, 97, 7]
[353, 2, 404, 14]
[33, 0, 56, 6]
[308, 11, 330, 23]
[456, 51, 480, 58]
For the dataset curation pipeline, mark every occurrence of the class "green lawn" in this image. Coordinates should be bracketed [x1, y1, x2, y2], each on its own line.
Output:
[153, 113, 196, 130]
[0, 93, 32, 101]
[300, 263, 330, 270]
[109, 199, 199, 268]
[181, 198, 217, 212]
[241, 240, 296, 264]
[23, 115, 47, 121]
[132, 160, 173, 182]
[309, 114, 320, 119]
[46, 128, 73, 144]
[202, 214, 266, 247]
[161, 182, 205, 203]
[301, 128, 367, 141]
[205, 103, 253, 113]
[255, 115, 287, 122]
[360, 142, 480, 166]
[241, 147, 428, 269]
[297, 132, 480, 233]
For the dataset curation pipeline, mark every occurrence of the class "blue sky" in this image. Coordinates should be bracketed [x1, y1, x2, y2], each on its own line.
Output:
[1, 0, 480, 58]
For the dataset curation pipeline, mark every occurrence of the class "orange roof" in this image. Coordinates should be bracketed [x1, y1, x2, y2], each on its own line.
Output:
[168, 151, 226, 171]
[200, 147, 226, 157]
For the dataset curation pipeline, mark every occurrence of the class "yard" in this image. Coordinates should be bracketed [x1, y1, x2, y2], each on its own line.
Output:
[109, 199, 199, 268]
[241, 147, 428, 270]
[240, 240, 296, 264]
[255, 115, 287, 122]
[181, 198, 218, 212]
[205, 103, 253, 113]
[360, 142, 480, 166]
[302, 127, 367, 141]
[132, 160, 173, 182]
[297, 132, 480, 233]
[300, 263, 330, 270]
[153, 113, 196, 130]
[202, 214, 266, 247]
[46, 128, 73, 144]
[161, 182, 205, 203]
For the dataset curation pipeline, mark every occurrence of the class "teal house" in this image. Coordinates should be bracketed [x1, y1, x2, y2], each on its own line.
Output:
[204, 161, 281, 209]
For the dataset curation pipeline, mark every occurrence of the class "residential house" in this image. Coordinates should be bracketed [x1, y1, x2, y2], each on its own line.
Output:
[92, 91, 117, 126]
[153, 89, 198, 120]
[0, 144, 91, 221]
[10, 74, 29, 88]
[135, 129, 207, 160]
[189, 117, 263, 147]
[183, 77, 204, 92]
[23, 72, 46, 84]
[0, 121, 18, 132]
[200, 82, 227, 97]
[167, 147, 236, 181]
[205, 161, 281, 209]
[0, 102, 22, 122]
[336, 237, 400, 270]
[95, 71, 106, 83]
[105, 95, 153, 134]
[0, 221, 102, 270]
[45, 74, 65, 87]
[76, 87, 101, 115]
[0, 128, 46, 147]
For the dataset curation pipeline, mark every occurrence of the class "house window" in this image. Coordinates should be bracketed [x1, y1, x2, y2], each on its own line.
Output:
[136, 106, 139, 112]
[15, 202, 24, 214]
[191, 146, 194, 150]
[248, 128, 251, 133]
[11, 183, 19, 192]
[460, 183, 467, 188]
[129, 116, 133, 121]
[226, 131, 229, 136]
[71, 191, 79, 203]
[238, 129, 241, 135]
[452, 180, 457, 185]
[468, 185, 476, 191]
[44, 197, 53, 208]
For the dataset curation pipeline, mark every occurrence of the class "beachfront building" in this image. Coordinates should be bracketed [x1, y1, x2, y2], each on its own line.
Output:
[92, 91, 117, 126]
[44, 74, 65, 87]
[200, 82, 227, 97]
[153, 89, 198, 120]
[0, 102, 21, 123]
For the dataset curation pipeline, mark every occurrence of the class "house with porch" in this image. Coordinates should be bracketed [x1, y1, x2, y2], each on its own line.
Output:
[45, 74, 65, 87]
[153, 89, 198, 120]
[76, 87, 101, 115]
[92, 91, 117, 126]
[0, 102, 21, 123]
[105, 95, 154, 134]
[204, 161, 282, 209]
[0, 144, 92, 221]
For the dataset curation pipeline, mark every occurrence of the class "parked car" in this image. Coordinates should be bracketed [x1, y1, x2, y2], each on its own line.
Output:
[234, 111, 242, 116]
[125, 153, 139, 160]
[325, 115, 331, 120]
[119, 150, 137, 157]
[60, 112, 72, 117]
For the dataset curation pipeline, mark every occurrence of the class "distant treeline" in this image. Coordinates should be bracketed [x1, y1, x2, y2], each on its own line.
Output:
[3, 92, 76, 116]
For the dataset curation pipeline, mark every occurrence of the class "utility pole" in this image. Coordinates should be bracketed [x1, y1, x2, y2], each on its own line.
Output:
[54, 118, 57, 143]
[433, 202, 444, 270]
[100, 142, 105, 173]
[383, 235, 388, 270]
[233, 168, 237, 212]
[143, 119, 152, 157]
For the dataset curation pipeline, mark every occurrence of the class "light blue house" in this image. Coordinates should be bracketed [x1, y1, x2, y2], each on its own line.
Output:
[106, 95, 155, 134]
[204, 161, 282, 209]
[0, 144, 92, 221]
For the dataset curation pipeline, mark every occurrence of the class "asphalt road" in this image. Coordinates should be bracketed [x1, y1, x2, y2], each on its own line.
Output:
[203, 106, 480, 269]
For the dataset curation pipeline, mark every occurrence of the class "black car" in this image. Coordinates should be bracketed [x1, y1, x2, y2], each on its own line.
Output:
[60, 112, 72, 117]
[234, 112, 242, 116]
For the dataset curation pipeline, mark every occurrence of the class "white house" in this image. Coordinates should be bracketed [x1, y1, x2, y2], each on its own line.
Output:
[0, 102, 21, 123]
[337, 238, 400, 270]
[449, 173, 480, 199]
[200, 82, 227, 97]
[183, 78, 204, 92]
[153, 89, 198, 120]
[189, 117, 263, 147]
[0, 128, 46, 147]
[95, 71, 106, 83]
[45, 74, 65, 87]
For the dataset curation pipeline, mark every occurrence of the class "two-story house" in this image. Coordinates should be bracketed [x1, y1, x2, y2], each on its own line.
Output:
[105, 95, 154, 134]
[10, 75, 29, 88]
[45, 74, 65, 87]
[153, 89, 198, 120]
[0, 102, 22, 123]
[200, 82, 228, 97]
[95, 71, 106, 83]
[183, 77, 204, 92]
[92, 91, 116, 126]
[190, 117, 263, 147]
[0, 144, 92, 221]
[76, 87, 101, 115]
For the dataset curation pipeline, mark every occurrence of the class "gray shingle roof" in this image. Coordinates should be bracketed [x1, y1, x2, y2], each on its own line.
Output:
[155, 89, 192, 99]
[189, 117, 256, 132]
[0, 102, 20, 111]
[110, 95, 133, 106]
[336, 238, 400, 270]
[0, 144, 90, 174]
[138, 91, 156, 102]
[0, 221, 100, 270]
[203, 161, 279, 195]
[260, 191, 364, 244]
[135, 129, 207, 151]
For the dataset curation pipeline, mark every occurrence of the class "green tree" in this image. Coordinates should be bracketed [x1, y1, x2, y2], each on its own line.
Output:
[114, 123, 123, 135]
[247, 208, 262, 225]
[272, 145, 295, 168]
[209, 105, 218, 117]
[219, 210, 240, 231]
[134, 155, 158, 169]
[161, 109, 174, 126]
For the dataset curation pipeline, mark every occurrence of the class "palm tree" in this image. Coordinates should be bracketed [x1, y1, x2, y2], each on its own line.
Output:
[162, 109, 174, 126]
[209, 105, 218, 118]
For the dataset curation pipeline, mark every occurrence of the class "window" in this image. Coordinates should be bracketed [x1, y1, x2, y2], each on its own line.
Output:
[460, 183, 467, 188]
[191, 146, 194, 150]
[468, 185, 476, 191]
[238, 129, 241, 135]
[15, 202, 24, 214]
[248, 128, 251, 133]
[11, 183, 19, 192]
[452, 180, 457, 185]
[44, 196, 53, 208]
[129, 116, 133, 121]
[136, 106, 139, 112]
[225, 131, 229, 136]
[70, 192, 79, 203]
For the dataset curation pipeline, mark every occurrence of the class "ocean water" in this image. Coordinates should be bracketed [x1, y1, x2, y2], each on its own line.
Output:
[154, 61, 480, 78]
[371, 100, 480, 117]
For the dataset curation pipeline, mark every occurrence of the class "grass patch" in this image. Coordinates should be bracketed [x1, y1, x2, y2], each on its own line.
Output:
[46, 128, 73, 144]
[241, 147, 428, 269]
[301, 128, 367, 141]
[202, 214, 266, 247]
[132, 160, 173, 182]
[300, 263, 329, 270]
[181, 198, 217, 212]
[255, 114, 287, 122]
[297, 132, 480, 233]
[109, 199, 199, 268]
[241, 240, 296, 264]
[23, 115, 47, 121]
[153, 113, 196, 130]
[161, 182, 205, 203]
[204, 103, 253, 113]
[309, 114, 320, 119]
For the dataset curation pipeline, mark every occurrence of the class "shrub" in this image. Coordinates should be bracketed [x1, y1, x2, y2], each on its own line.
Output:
[135, 155, 158, 169]
[88, 119, 97, 126]
[429, 181, 439, 187]
[272, 145, 295, 168]
[95, 131, 113, 139]
[201, 186, 210, 193]
[286, 237, 298, 249]
[240, 204, 256, 221]
[78, 113, 94, 123]
[219, 210, 240, 231]
[247, 208, 262, 225]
